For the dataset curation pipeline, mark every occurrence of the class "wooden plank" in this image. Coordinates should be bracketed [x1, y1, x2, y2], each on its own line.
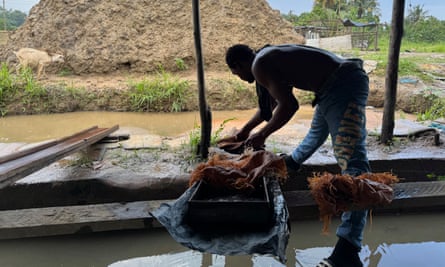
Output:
[0, 140, 58, 164]
[0, 125, 119, 189]
[0, 126, 99, 164]
[0, 200, 165, 240]
[2, 181, 445, 240]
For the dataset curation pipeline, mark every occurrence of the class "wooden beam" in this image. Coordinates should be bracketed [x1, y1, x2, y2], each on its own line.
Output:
[2, 181, 445, 240]
[381, 0, 406, 143]
[192, 0, 211, 159]
[0, 125, 119, 189]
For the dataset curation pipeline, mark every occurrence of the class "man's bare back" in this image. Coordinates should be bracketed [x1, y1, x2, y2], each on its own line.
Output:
[252, 44, 345, 93]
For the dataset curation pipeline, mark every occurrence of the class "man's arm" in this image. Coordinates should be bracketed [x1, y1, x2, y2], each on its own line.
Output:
[244, 61, 299, 149]
[219, 83, 275, 144]
[258, 86, 298, 138]
[217, 108, 264, 145]
[237, 109, 264, 140]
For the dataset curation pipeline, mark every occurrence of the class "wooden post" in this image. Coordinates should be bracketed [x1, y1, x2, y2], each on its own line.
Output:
[380, 0, 405, 144]
[192, 0, 211, 159]
[374, 24, 378, 51]
[2, 0, 6, 31]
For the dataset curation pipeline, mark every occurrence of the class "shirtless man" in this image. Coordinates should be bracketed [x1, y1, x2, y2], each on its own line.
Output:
[224, 44, 371, 267]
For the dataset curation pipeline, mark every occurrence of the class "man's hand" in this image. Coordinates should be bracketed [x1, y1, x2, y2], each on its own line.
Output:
[217, 133, 246, 154]
[218, 128, 250, 144]
[217, 135, 238, 144]
[244, 132, 266, 151]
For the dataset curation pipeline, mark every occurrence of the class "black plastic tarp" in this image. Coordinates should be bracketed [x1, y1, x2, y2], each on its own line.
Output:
[151, 178, 290, 263]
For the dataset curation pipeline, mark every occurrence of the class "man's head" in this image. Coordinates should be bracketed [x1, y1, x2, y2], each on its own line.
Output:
[225, 44, 255, 83]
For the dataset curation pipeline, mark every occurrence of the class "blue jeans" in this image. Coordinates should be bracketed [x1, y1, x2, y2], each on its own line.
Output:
[291, 59, 371, 249]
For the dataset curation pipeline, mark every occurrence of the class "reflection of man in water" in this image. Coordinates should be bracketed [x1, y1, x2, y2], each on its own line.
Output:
[223, 44, 371, 267]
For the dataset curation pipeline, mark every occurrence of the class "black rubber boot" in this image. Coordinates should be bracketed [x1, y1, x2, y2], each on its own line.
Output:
[327, 237, 363, 267]
[281, 154, 300, 178]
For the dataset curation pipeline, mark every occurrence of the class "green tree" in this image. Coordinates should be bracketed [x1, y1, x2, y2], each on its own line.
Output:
[314, 0, 338, 9]
[0, 8, 26, 30]
[7, 10, 26, 28]
[282, 10, 300, 25]
[406, 4, 428, 24]
[404, 16, 445, 43]
[347, 0, 380, 22]
[313, 0, 379, 20]
[314, 0, 348, 15]
[282, 0, 380, 26]
[404, 4, 445, 43]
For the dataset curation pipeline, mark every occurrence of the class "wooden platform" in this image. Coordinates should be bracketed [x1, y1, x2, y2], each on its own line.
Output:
[0, 124, 443, 240]
[2, 180, 445, 240]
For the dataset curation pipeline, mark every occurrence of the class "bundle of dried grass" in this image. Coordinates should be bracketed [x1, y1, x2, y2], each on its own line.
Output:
[189, 150, 287, 190]
[308, 172, 399, 234]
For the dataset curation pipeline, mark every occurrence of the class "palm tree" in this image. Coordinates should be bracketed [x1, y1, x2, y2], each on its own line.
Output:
[406, 4, 428, 24]
[314, 0, 338, 9]
[346, 0, 379, 20]
[313, 0, 379, 21]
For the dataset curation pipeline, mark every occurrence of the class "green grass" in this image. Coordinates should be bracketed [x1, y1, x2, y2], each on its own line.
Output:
[0, 63, 15, 100]
[417, 96, 445, 121]
[400, 41, 445, 53]
[376, 33, 445, 53]
[0, 64, 49, 115]
[357, 34, 445, 80]
[2, 63, 195, 115]
[18, 68, 46, 97]
[188, 117, 235, 157]
[174, 58, 188, 71]
[127, 70, 190, 112]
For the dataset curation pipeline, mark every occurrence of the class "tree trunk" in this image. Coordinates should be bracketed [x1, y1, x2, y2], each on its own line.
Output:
[192, 0, 211, 159]
[380, 0, 405, 144]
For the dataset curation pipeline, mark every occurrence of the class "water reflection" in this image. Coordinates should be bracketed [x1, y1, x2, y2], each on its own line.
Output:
[1, 214, 443, 267]
[107, 241, 445, 267]
[109, 250, 203, 267]
[109, 252, 285, 267]
[374, 242, 445, 267]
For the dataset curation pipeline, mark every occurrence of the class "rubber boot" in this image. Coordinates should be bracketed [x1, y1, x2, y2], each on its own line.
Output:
[281, 154, 300, 178]
[327, 237, 363, 267]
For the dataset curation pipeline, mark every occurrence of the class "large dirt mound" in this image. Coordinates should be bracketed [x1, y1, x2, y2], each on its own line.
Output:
[1, 0, 304, 74]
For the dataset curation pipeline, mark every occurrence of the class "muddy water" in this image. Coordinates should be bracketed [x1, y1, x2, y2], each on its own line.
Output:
[0, 106, 412, 143]
[0, 110, 259, 143]
[0, 213, 444, 267]
[0, 109, 310, 143]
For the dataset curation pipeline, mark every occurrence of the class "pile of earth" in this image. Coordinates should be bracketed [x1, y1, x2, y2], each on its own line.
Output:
[0, 0, 303, 74]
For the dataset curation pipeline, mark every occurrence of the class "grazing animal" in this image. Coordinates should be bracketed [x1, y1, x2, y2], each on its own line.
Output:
[13, 48, 65, 79]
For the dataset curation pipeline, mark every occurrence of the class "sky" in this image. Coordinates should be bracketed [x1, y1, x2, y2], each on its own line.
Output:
[267, 0, 445, 23]
[5, 0, 445, 23]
